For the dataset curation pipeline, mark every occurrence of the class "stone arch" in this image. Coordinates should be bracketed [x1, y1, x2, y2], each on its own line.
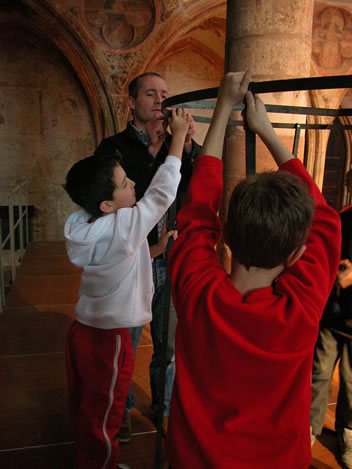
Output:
[2, 0, 117, 142]
[142, 2, 226, 73]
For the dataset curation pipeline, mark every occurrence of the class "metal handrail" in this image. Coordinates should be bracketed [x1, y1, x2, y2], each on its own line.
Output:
[0, 182, 29, 311]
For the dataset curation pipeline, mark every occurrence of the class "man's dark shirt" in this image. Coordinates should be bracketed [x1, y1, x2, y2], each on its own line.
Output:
[95, 122, 201, 246]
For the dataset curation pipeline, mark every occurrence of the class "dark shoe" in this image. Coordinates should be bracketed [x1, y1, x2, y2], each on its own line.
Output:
[117, 409, 132, 443]
[338, 428, 352, 469]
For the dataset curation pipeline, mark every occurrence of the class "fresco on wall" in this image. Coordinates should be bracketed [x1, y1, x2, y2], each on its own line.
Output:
[312, 6, 352, 75]
[81, 0, 156, 50]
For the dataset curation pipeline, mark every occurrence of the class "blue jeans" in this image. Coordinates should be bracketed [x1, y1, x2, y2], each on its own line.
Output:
[125, 259, 176, 416]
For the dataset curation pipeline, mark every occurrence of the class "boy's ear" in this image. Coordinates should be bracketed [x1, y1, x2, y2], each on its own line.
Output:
[285, 244, 306, 267]
[128, 96, 136, 111]
[99, 200, 115, 214]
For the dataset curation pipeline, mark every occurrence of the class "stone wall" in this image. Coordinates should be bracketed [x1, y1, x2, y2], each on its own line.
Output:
[0, 31, 95, 240]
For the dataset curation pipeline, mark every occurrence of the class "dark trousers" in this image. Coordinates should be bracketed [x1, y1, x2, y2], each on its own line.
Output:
[310, 327, 352, 435]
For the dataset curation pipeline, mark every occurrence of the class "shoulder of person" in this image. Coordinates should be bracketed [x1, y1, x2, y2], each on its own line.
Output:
[340, 205, 352, 217]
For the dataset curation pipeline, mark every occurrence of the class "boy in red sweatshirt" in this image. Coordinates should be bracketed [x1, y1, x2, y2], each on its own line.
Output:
[166, 72, 341, 468]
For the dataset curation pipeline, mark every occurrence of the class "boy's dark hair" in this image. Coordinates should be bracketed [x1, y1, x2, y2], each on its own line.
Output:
[226, 170, 315, 269]
[64, 151, 122, 218]
[128, 72, 164, 99]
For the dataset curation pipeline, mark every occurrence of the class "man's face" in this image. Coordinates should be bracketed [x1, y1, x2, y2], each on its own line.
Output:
[129, 75, 168, 127]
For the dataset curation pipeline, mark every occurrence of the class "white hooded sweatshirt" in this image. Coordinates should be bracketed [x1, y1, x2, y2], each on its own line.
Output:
[64, 155, 181, 329]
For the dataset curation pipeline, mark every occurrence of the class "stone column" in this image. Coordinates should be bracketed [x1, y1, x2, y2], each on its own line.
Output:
[219, 0, 314, 270]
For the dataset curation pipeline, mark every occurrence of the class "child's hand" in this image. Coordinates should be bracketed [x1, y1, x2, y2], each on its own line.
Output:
[218, 71, 252, 106]
[245, 91, 273, 137]
[336, 259, 352, 289]
[168, 108, 190, 138]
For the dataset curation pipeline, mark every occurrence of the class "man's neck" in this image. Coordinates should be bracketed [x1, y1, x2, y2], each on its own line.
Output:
[230, 261, 284, 296]
[132, 117, 147, 133]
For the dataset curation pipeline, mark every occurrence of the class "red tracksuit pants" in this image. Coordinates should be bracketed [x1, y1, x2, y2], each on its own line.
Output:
[66, 321, 134, 469]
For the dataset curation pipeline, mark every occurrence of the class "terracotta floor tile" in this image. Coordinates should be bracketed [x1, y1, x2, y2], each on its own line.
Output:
[119, 433, 167, 469]
[17, 255, 81, 277]
[5, 275, 80, 307]
[24, 241, 67, 257]
[311, 428, 343, 468]
[139, 323, 153, 346]
[4, 303, 77, 317]
[0, 443, 75, 469]
[0, 353, 72, 449]
[0, 310, 72, 356]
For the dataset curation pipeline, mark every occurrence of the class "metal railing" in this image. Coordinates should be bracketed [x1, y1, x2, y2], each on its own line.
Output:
[0, 182, 29, 312]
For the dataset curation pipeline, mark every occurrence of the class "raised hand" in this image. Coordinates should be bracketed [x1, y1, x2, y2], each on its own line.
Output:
[168, 108, 190, 138]
[218, 71, 252, 107]
[245, 91, 273, 137]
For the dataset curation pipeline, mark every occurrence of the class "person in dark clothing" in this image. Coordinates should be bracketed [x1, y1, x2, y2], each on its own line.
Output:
[310, 169, 352, 469]
[95, 72, 200, 441]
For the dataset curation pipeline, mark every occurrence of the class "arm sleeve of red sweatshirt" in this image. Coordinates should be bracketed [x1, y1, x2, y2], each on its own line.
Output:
[276, 158, 341, 321]
[169, 155, 225, 311]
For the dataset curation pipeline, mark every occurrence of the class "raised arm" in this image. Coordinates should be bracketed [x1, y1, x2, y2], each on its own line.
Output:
[168, 107, 190, 159]
[245, 91, 295, 167]
[201, 71, 251, 159]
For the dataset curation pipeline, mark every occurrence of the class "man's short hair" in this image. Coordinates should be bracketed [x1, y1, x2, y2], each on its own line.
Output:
[64, 151, 122, 218]
[226, 170, 315, 269]
[128, 72, 164, 99]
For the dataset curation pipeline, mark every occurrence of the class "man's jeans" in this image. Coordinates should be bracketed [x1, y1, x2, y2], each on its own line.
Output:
[125, 259, 177, 416]
[310, 327, 352, 435]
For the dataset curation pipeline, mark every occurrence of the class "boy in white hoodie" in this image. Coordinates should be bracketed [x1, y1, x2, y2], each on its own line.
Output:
[64, 108, 190, 469]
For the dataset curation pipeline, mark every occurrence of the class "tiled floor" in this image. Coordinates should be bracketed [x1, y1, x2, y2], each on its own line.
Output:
[0, 241, 343, 468]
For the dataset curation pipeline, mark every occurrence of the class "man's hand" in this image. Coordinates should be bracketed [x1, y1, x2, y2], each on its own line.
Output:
[168, 108, 190, 137]
[184, 115, 195, 154]
[168, 108, 190, 160]
[149, 218, 178, 259]
[146, 115, 168, 157]
[336, 259, 352, 289]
